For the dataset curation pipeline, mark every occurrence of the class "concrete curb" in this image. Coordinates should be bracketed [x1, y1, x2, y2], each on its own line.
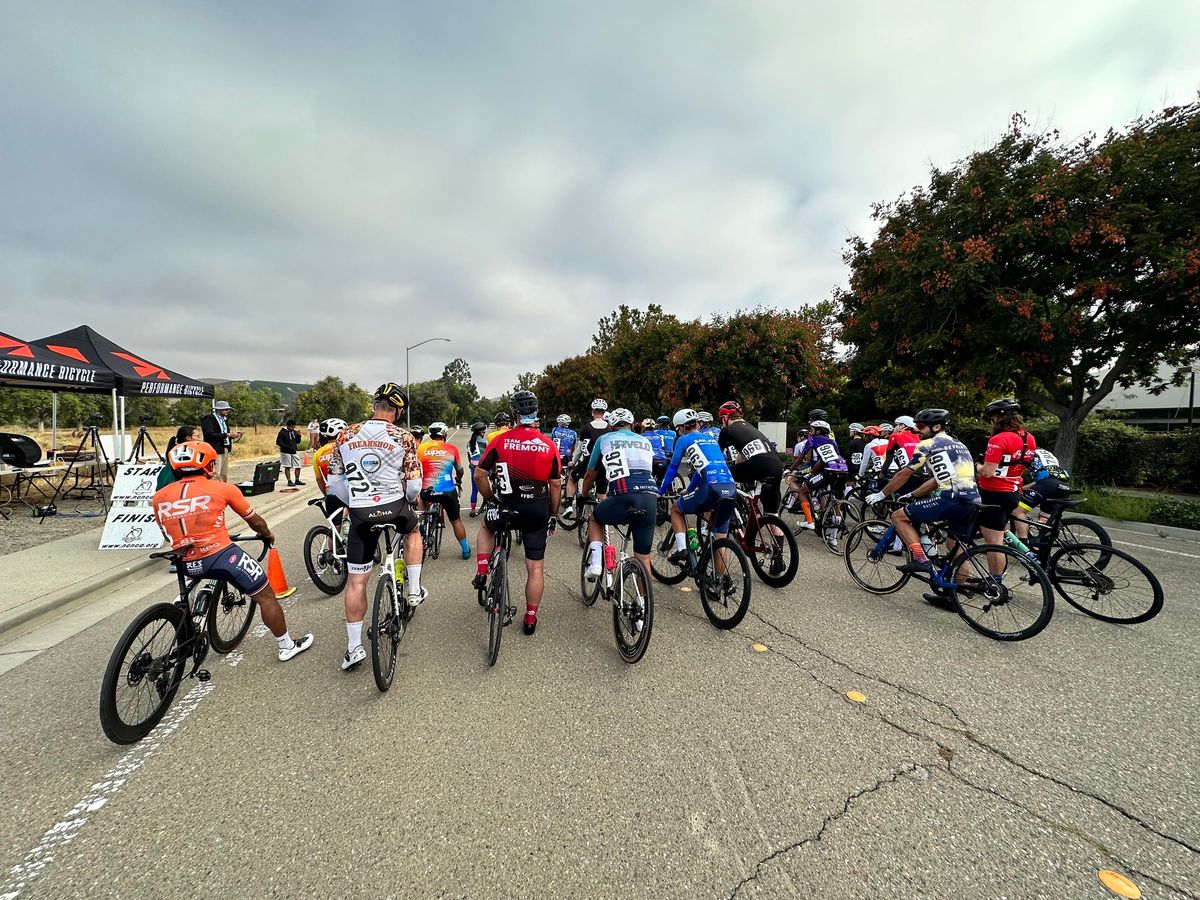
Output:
[0, 486, 315, 641]
[1074, 512, 1200, 544]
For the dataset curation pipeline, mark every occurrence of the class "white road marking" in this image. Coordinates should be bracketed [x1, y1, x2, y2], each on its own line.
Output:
[1112, 539, 1200, 559]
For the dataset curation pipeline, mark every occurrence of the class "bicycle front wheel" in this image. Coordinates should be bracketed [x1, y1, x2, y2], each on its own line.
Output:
[431, 516, 443, 559]
[486, 550, 508, 667]
[843, 520, 908, 595]
[575, 505, 592, 549]
[951, 544, 1054, 641]
[579, 544, 601, 606]
[207, 581, 257, 654]
[371, 576, 401, 691]
[697, 537, 752, 629]
[613, 558, 653, 663]
[745, 514, 799, 588]
[99, 603, 187, 745]
[303, 525, 346, 595]
[650, 514, 688, 585]
[1049, 542, 1163, 624]
[819, 499, 857, 557]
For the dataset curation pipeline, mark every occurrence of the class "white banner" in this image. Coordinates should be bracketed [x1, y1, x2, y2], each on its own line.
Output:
[111, 463, 164, 502]
[99, 505, 165, 550]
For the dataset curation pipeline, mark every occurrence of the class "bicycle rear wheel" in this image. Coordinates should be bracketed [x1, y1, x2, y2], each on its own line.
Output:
[650, 514, 688, 585]
[575, 503, 593, 549]
[1049, 542, 1163, 624]
[99, 603, 187, 745]
[613, 558, 653, 663]
[430, 512, 444, 560]
[207, 581, 257, 654]
[951, 544, 1053, 641]
[579, 544, 601, 606]
[303, 525, 347, 595]
[697, 537, 752, 629]
[486, 550, 508, 667]
[370, 576, 401, 691]
[843, 520, 908, 595]
[745, 514, 799, 588]
[1053, 516, 1113, 573]
[819, 499, 857, 556]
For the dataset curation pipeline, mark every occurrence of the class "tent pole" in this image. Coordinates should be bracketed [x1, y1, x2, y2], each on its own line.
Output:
[51, 393, 58, 456]
[120, 396, 127, 460]
[111, 389, 119, 461]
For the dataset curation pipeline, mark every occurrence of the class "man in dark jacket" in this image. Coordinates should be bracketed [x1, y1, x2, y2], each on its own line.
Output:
[276, 419, 304, 487]
[200, 401, 241, 482]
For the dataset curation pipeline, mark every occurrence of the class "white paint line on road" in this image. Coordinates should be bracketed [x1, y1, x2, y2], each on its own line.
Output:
[1111, 539, 1200, 559]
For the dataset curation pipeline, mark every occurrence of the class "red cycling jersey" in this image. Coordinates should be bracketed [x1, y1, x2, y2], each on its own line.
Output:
[153, 476, 255, 561]
[477, 425, 560, 504]
[978, 429, 1038, 493]
[885, 431, 921, 467]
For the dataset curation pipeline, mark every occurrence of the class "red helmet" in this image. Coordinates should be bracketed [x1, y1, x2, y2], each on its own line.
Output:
[862, 425, 881, 438]
[718, 400, 743, 421]
[168, 440, 218, 475]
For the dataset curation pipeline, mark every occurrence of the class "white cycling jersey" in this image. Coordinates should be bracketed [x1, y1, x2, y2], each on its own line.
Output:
[327, 419, 422, 508]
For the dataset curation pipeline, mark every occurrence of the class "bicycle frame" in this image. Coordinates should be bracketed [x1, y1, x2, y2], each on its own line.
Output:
[868, 523, 973, 592]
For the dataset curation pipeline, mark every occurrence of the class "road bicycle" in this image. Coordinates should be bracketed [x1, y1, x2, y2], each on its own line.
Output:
[476, 506, 521, 667]
[573, 493, 596, 549]
[578, 511, 654, 663]
[729, 485, 798, 587]
[419, 497, 445, 560]
[99, 535, 265, 744]
[842, 502, 1054, 641]
[650, 496, 753, 629]
[367, 523, 416, 692]
[302, 499, 349, 595]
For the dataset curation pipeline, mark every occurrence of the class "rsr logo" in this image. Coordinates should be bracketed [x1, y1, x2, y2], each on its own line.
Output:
[157, 496, 212, 516]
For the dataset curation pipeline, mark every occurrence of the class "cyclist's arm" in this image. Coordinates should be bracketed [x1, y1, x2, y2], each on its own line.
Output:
[474, 447, 498, 504]
[908, 477, 937, 499]
[877, 466, 918, 499]
[241, 510, 275, 546]
[548, 458, 561, 516]
[659, 438, 685, 493]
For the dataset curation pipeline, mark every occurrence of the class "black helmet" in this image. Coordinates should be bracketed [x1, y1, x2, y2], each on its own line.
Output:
[470, 421, 487, 432]
[915, 408, 951, 427]
[807, 408, 828, 422]
[494, 411, 512, 425]
[510, 390, 539, 423]
[656, 415, 669, 424]
[373, 382, 409, 411]
[985, 398, 1021, 417]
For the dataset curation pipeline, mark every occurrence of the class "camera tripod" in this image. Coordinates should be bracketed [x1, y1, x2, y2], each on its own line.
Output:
[38, 424, 113, 523]
[127, 423, 164, 462]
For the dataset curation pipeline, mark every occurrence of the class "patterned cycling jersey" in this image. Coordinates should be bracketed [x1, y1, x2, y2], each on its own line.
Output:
[328, 419, 421, 509]
[153, 476, 255, 562]
[575, 419, 609, 462]
[312, 442, 336, 488]
[703, 426, 721, 440]
[550, 426, 578, 459]
[588, 429, 657, 494]
[798, 434, 848, 472]
[861, 438, 888, 476]
[418, 439, 462, 493]
[1028, 448, 1070, 482]
[478, 425, 560, 504]
[644, 428, 675, 461]
[978, 430, 1037, 493]
[718, 421, 774, 461]
[907, 432, 980, 501]
[661, 431, 735, 493]
[468, 432, 487, 465]
[885, 431, 921, 468]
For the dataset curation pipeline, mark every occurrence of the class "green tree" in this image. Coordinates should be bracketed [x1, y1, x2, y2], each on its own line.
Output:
[440, 358, 479, 420]
[294, 376, 372, 424]
[602, 305, 698, 419]
[512, 371, 539, 393]
[533, 353, 613, 424]
[408, 379, 457, 426]
[840, 101, 1200, 467]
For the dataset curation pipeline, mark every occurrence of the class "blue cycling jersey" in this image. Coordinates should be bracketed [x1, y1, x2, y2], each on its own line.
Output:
[588, 429, 657, 494]
[550, 426, 578, 459]
[660, 431, 735, 494]
[703, 426, 721, 440]
[644, 428, 675, 461]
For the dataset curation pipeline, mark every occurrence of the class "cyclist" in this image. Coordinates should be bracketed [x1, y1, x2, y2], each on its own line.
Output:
[865, 408, 980, 576]
[659, 408, 737, 563]
[976, 398, 1038, 552]
[792, 420, 849, 529]
[312, 417, 349, 517]
[697, 411, 720, 440]
[566, 398, 610, 510]
[845, 423, 867, 480]
[153, 440, 313, 662]
[418, 421, 471, 559]
[467, 422, 488, 517]
[717, 400, 785, 514]
[550, 414, 578, 467]
[485, 411, 512, 445]
[327, 383, 424, 671]
[644, 416, 676, 485]
[582, 409, 657, 592]
[859, 425, 888, 481]
[411, 425, 425, 443]
[473, 391, 561, 635]
[1016, 448, 1072, 538]
[882, 415, 923, 494]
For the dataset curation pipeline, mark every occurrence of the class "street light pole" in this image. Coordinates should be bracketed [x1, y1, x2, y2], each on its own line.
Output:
[404, 337, 452, 428]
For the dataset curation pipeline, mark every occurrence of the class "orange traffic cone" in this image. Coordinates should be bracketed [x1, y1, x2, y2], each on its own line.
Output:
[266, 547, 297, 598]
[302, 451, 312, 466]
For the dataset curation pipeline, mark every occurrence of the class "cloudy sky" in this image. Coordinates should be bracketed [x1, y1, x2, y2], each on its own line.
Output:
[2, 1, 1197, 395]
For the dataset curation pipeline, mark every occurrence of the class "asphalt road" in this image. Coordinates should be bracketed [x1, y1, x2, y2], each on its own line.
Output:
[1, 433, 1197, 899]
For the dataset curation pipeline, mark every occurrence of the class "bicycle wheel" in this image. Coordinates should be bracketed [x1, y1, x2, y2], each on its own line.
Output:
[579, 544, 601, 606]
[745, 514, 799, 588]
[819, 499, 856, 557]
[613, 558, 653, 663]
[206, 580, 257, 654]
[1054, 516, 1113, 573]
[576, 504, 592, 549]
[370, 576, 400, 691]
[697, 537, 752, 629]
[303, 525, 347, 595]
[99, 603, 187, 745]
[650, 515, 688, 585]
[430, 513, 443, 560]
[951, 544, 1054, 641]
[486, 550, 508, 667]
[843, 520, 909, 595]
[1048, 542, 1163, 624]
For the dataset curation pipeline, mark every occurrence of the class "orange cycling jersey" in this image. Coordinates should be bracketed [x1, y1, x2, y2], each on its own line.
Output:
[153, 477, 255, 562]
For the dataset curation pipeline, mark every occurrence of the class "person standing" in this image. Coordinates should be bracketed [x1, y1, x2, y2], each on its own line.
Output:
[306, 419, 320, 455]
[200, 400, 241, 482]
[276, 419, 305, 487]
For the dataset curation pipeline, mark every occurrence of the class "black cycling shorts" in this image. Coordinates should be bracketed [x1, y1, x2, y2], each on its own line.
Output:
[184, 544, 268, 596]
[1021, 477, 1070, 509]
[319, 494, 346, 519]
[347, 498, 418, 575]
[731, 455, 784, 514]
[421, 488, 461, 522]
[977, 488, 1021, 531]
[594, 491, 658, 555]
[484, 499, 551, 561]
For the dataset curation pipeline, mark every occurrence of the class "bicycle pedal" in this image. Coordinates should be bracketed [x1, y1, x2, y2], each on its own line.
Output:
[196, 669, 211, 682]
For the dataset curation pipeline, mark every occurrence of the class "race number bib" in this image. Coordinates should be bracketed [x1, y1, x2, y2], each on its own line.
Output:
[894, 447, 910, 466]
[344, 462, 372, 498]
[602, 449, 631, 481]
[493, 462, 513, 495]
[815, 443, 840, 465]
[928, 450, 955, 485]
[850, 452, 863, 466]
[742, 439, 768, 458]
[683, 443, 710, 471]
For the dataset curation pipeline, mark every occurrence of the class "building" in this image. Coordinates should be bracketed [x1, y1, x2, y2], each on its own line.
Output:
[1095, 361, 1198, 431]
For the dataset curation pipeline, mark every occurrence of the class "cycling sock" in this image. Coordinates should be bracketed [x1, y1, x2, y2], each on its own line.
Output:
[525, 605, 538, 622]
[476, 553, 489, 576]
[800, 501, 813, 524]
[589, 540, 602, 567]
[346, 620, 363, 651]
[674, 532, 686, 552]
[407, 564, 422, 596]
[908, 543, 928, 562]
[459, 538, 471, 557]
[276, 631, 294, 651]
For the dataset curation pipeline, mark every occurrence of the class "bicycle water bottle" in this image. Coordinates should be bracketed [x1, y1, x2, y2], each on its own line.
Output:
[919, 535, 936, 558]
[686, 527, 699, 553]
[1003, 531, 1038, 562]
[603, 544, 617, 571]
[394, 556, 406, 584]
[194, 584, 214, 618]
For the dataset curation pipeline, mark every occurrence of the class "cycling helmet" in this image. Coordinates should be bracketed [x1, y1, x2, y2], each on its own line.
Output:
[718, 400, 743, 421]
[320, 418, 348, 440]
[985, 398, 1021, 416]
[862, 425, 881, 437]
[656, 415, 670, 425]
[471, 421, 487, 433]
[494, 411, 512, 425]
[609, 407, 634, 426]
[428, 421, 448, 439]
[555, 414, 571, 426]
[697, 411, 713, 423]
[373, 382, 408, 411]
[848, 422, 865, 434]
[915, 408, 952, 427]
[672, 408, 699, 428]
[591, 398, 609, 411]
[807, 408, 828, 422]
[641, 418, 656, 430]
[411, 426, 425, 439]
[879, 423, 894, 434]
[810, 420, 831, 433]
[510, 390, 539, 424]
[893, 415, 916, 430]
[168, 440, 218, 475]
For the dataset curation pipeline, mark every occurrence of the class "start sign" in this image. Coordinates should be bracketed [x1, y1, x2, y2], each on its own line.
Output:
[111, 463, 165, 502]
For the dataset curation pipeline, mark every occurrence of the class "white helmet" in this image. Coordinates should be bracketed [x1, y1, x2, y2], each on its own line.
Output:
[672, 408, 699, 427]
[811, 420, 831, 433]
[320, 418, 348, 439]
[591, 398, 608, 411]
[697, 411, 713, 423]
[555, 414, 571, 426]
[641, 418, 656, 430]
[609, 407, 634, 426]
[848, 422, 864, 433]
[894, 415, 916, 430]
[879, 423, 894, 434]
[428, 421, 449, 438]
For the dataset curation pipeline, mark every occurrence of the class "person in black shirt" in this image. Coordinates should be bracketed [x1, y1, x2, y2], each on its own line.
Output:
[566, 398, 610, 507]
[845, 423, 867, 483]
[276, 418, 304, 487]
[716, 401, 785, 513]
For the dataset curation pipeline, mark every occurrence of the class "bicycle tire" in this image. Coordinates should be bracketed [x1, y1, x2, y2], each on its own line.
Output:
[303, 525, 347, 595]
[575, 503, 592, 550]
[579, 544, 601, 606]
[951, 544, 1054, 641]
[1048, 542, 1163, 624]
[1053, 516, 1113, 573]
[650, 516, 688, 585]
[206, 580, 257, 654]
[745, 513, 799, 588]
[843, 520, 909, 595]
[613, 558, 653, 663]
[486, 549, 508, 667]
[371, 576, 400, 692]
[430, 511, 443, 560]
[697, 537, 752, 630]
[99, 602, 187, 745]
[818, 499, 856, 557]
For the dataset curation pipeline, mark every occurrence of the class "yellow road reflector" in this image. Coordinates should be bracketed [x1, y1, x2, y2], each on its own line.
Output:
[679, 586, 692, 592]
[846, 690, 867, 703]
[751, 643, 768, 652]
[1097, 870, 1140, 899]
